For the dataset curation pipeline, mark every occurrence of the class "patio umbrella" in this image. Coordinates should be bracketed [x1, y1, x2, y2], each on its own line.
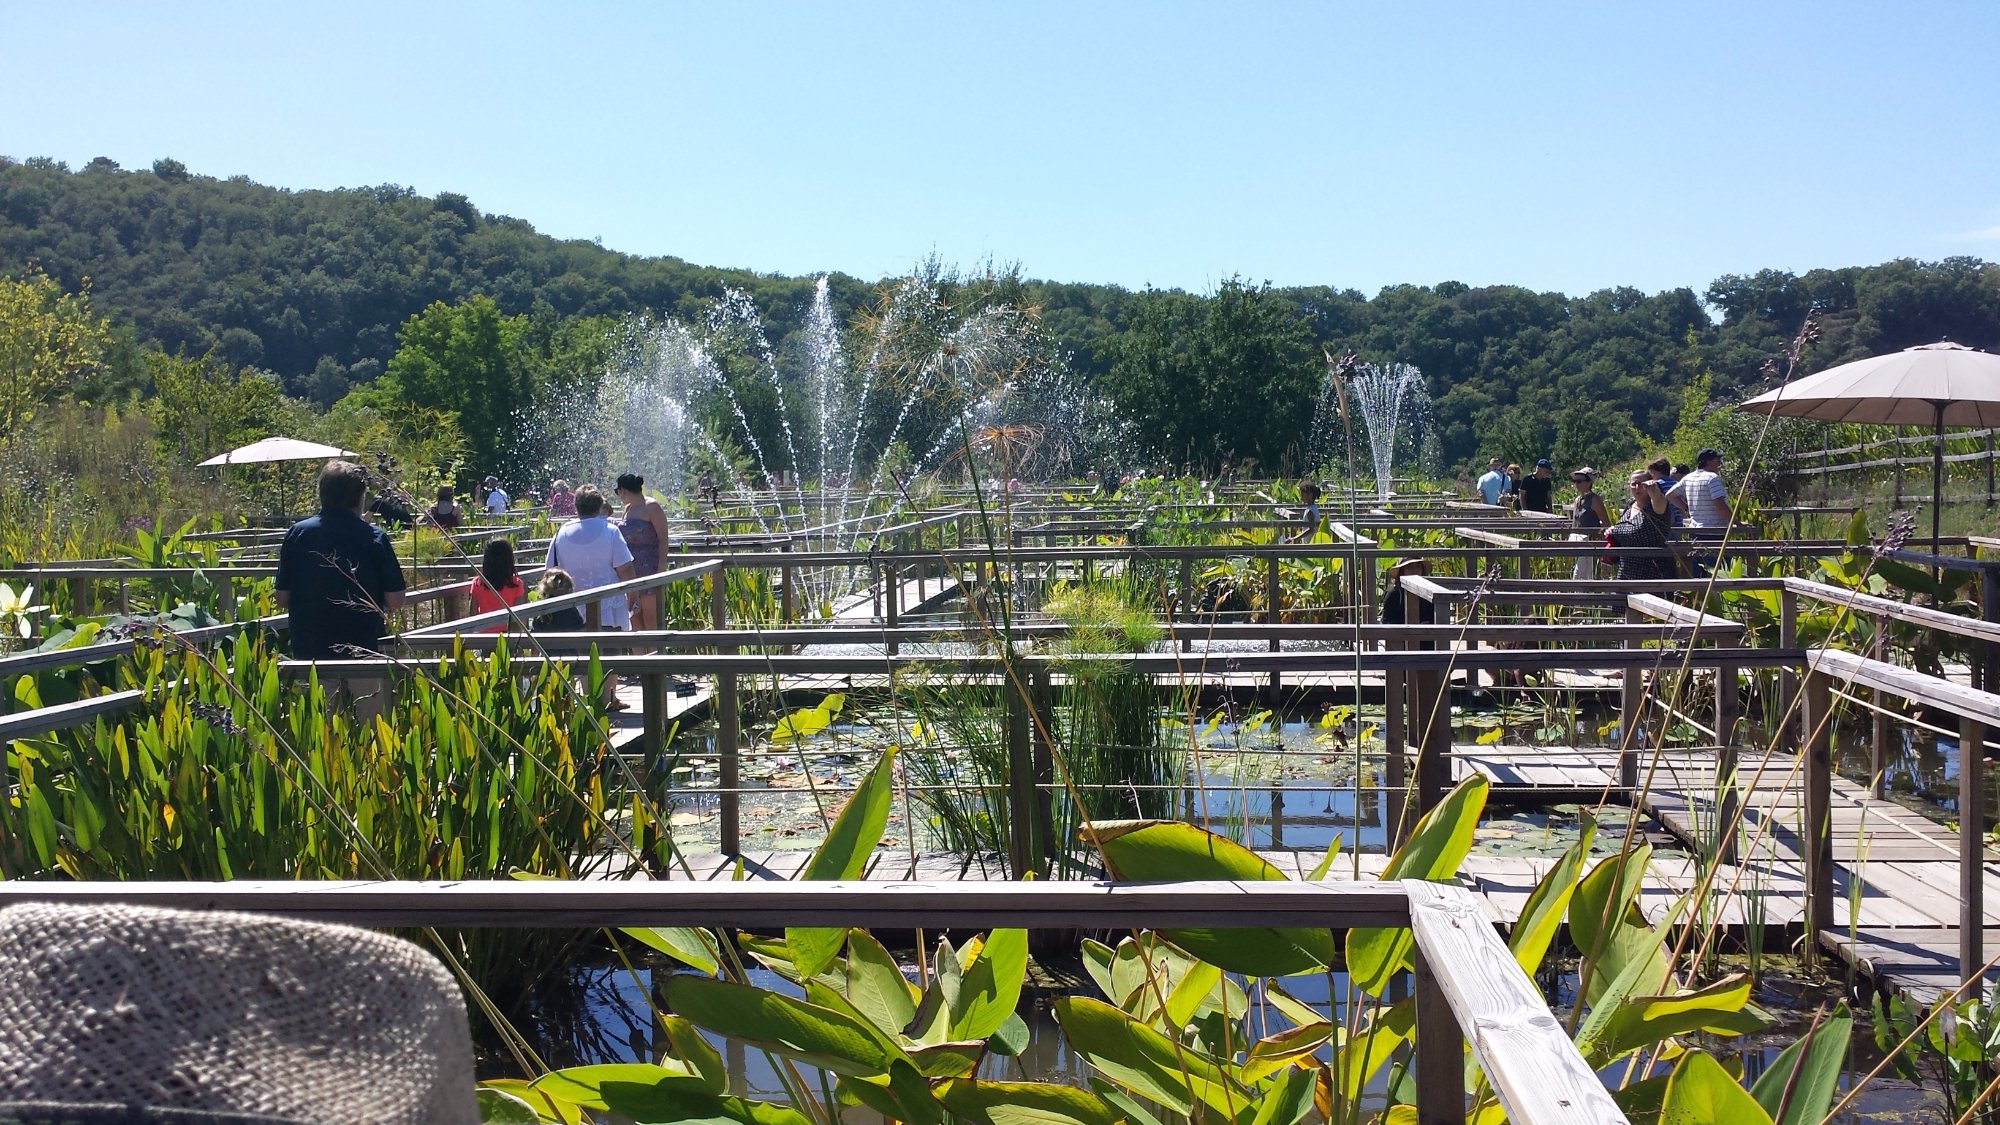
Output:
[196, 436, 355, 466]
[1739, 341, 2000, 555]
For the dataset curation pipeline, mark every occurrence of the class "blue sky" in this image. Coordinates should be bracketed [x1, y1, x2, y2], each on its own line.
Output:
[6, 2, 1998, 298]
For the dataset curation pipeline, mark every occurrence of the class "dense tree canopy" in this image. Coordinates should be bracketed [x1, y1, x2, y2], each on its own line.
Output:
[5, 156, 2000, 476]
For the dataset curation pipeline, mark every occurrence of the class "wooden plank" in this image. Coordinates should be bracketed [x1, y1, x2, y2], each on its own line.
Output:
[1810, 646, 2000, 727]
[1405, 882, 1629, 1124]
[0, 878, 1416, 930]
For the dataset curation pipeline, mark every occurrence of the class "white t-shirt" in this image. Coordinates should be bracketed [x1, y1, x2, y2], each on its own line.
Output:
[484, 487, 510, 514]
[546, 516, 635, 628]
[1668, 469, 1729, 528]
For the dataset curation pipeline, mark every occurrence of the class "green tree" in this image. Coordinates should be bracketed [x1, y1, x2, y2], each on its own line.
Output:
[0, 268, 112, 432]
[379, 295, 533, 480]
[148, 351, 286, 463]
[1103, 278, 1319, 472]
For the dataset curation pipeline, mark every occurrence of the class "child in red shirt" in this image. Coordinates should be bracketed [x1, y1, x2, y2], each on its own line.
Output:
[469, 538, 525, 632]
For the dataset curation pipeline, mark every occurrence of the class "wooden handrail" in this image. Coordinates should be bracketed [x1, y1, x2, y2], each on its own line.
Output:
[1785, 577, 2000, 645]
[0, 878, 1626, 1125]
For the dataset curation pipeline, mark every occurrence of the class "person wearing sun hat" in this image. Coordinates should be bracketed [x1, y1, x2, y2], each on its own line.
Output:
[0, 901, 478, 1124]
[1566, 466, 1609, 579]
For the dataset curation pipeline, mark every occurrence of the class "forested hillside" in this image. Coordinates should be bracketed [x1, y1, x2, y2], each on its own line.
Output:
[5, 154, 1999, 474]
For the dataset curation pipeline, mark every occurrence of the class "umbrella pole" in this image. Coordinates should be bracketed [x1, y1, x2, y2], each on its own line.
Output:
[1933, 401, 1946, 564]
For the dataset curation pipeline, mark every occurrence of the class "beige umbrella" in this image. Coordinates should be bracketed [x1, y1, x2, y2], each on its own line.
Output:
[197, 436, 356, 466]
[1740, 341, 2000, 554]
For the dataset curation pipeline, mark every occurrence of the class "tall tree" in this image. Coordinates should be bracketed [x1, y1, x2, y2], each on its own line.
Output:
[379, 296, 533, 480]
[1103, 278, 1319, 472]
[0, 267, 111, 432]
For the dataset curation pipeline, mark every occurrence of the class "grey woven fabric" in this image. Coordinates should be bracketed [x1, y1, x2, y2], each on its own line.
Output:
[0, 903, 477, 1125]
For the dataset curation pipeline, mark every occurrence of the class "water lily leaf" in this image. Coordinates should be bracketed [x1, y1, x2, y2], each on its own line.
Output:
[935, 1079, 1122, 1125]
[1090, 821, 1334, 975]
[665, 975, 901, 1077]
[1346, 775, 1487, 994]
[1749, 1003, 1851, 1125]
[1661, 1049, 1772, 1124]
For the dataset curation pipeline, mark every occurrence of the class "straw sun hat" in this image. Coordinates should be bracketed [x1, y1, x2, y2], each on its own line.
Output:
[0, 903, 477, 1125]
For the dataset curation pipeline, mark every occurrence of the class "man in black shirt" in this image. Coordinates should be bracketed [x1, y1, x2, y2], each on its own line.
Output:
[1518, 459, 1556, 514]
[275, 460, 408, 658]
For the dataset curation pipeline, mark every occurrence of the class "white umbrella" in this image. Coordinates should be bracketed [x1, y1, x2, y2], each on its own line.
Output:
[1740, 341, 2000, 554]
[196, 436, 356, 467]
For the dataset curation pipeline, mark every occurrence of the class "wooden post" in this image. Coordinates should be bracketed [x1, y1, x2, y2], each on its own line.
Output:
[1802, 670, 1834, 939]
[1962, 714, 1986, 988]
[1180, 557, 1194, 652]
[1386, 601, 1409, 848]
[1412, 948, 1466, 1125]
[1870, 631, 1892, 801]
[1779, 588, 1799, 750]
[1983, 567, 2000, 696]
[1715, 664, 1739, 866]
[1031, 668, 1056, 869]
[885, 561, 900, 657]
[1359, 553, 1378, 625]
[1620, 605, 1643, 790]
[1267, 552, 1281, 699]
[1004, 666, 1036, 878]
[1987, 428, 1996, 506]
[1410, 662, 1451, 819]
[640, 672, 666, 873]
[712, 564, 739, 856]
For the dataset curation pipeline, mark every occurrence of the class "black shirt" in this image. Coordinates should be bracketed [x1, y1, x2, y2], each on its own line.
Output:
[275, 509, 407, 659]
[1518, 475, 1555, 513]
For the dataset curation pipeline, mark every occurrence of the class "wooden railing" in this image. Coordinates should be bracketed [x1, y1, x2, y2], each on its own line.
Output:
[0, 877, 1627, 1125]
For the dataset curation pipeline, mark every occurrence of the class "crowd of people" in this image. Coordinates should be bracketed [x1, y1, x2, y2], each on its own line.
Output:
[1473, 449, 1733, 580]
[276, 463, 679, 696]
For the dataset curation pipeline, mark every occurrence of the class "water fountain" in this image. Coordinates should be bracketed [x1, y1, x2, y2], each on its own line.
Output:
[1310, 359, 1429, 501]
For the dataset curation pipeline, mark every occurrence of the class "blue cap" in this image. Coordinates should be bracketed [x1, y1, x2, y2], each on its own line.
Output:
[1535, 459, 1552, 468]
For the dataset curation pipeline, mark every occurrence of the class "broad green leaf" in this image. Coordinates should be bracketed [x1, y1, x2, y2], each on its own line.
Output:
[1261, 981, 1324, 1029]
[665, 975, 900, 1077]
[953, 928, 1029, 1041]
[988, 1011, 1031, 1056]
[1239, 1019, 1332, 1083]
[1574, 896, 1692, 1064]
[605, 1084, 815, 1125]
[476, 1087, 539, 1125]
[530, 1063, 705, 1109]
[1749, 1004, 1852, 1125]
[621, 925, 720, 974]
[787, 747, 896, 975]
[480, 1080, 581, 1125]
[936, 1078, 1122, 1125]
[1336, 999, 1414, 1102]
[1661, 1049, 1773, 1125]
[1080, 938, 1118, 999]
[841, 929, 919, 1033]
[909, 1040, 987, 1078]
[1053, 996, 1246, 1116]
[1093, 822, 1334, 975]
[1508, 812, 1596, 975]
[1240, 1064, 1316, 1125]
[1165, 958, 1222, 1028]
[839, 1061, 945, 1125]
[660, 1014, 726, 1094]
[911, 936, 965, 1044]
[803, 980, 920, 1067]
[1347, 775, 1487, 993]
[1588, 973, 1765, 1064]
